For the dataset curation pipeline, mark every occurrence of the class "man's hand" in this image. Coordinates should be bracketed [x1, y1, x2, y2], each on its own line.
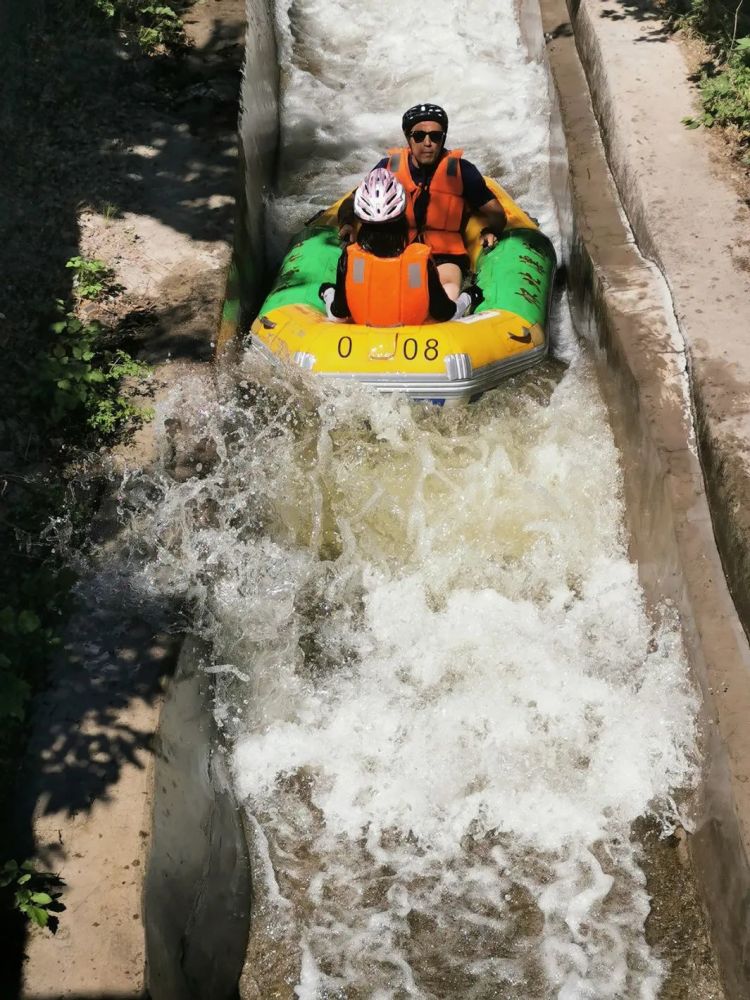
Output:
[338, 223, 356, 244]
[479, 197, 507, 250]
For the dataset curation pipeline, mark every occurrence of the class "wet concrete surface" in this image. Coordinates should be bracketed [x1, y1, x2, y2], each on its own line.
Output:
[536, 0, 750, 994]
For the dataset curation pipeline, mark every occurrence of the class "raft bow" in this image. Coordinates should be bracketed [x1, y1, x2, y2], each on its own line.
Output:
[250, 179, 557, 404]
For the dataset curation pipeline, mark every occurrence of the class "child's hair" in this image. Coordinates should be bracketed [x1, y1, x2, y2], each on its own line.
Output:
[357, 217, 409, 258]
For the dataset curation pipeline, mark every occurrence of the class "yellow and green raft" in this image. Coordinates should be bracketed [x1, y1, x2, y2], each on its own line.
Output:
[250, 180, 556, 404]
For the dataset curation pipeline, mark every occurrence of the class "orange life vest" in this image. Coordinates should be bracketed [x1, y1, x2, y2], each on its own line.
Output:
[345, 242, 432, 327]
[386, 147, 466, 256]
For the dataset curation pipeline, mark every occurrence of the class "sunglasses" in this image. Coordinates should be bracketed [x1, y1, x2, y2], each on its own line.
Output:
[409, 129, 445, 144]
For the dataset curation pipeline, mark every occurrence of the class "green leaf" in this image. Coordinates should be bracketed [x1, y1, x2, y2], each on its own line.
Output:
[0, 672, 31, 721]
[29, 906, 49, 927]
[30, 892, 53, 905]
[0, 607, 15, 633]
[681, 116, 701, 128]
[56, 379, 71, 391]
[0, 861, 19, 887]
[18, 610, 41, 634]
[17, 873, 32, 885]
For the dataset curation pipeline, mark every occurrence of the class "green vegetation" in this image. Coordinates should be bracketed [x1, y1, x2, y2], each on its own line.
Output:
[1, 861, 65, 931]
[671, 0, 750, 152]
[91, 0, 187, 53]
[2, 0, 195, 952]
[65, 256, 119, 300]
[1, 256, 152, 828]
[42, 302, 153, 433]
[100, 202, 121, 225]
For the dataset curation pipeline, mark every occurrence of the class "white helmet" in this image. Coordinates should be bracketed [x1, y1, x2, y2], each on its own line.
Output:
[353, 168, 406, 223]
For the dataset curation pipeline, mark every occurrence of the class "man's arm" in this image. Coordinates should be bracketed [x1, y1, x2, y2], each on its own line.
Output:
[477, 198, 507, 248]
[459, 160, 507, 247]
[337, 193, 357, 243]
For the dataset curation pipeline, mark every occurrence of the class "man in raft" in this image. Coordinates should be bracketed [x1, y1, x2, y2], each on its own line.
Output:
[338, 103, 507, 301]
[321, 168, 482, 325]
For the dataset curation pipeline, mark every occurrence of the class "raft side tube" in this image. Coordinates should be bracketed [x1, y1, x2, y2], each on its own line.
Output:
[249, 181, 557, 400]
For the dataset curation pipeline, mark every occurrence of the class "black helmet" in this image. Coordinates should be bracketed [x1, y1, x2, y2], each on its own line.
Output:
[401, 103, 448, 135]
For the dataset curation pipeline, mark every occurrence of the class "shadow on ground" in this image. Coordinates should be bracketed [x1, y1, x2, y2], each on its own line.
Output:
[599, 0, 750, 45]
[0, 0, 243, 381]
[0, 1, 245, 995]
[599, 0, 674, 42]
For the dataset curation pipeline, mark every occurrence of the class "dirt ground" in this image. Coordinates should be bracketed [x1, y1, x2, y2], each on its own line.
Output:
[1, 1, 245, 996]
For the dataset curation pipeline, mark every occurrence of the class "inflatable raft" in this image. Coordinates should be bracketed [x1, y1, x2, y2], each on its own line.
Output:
[250, 179, 556, 404]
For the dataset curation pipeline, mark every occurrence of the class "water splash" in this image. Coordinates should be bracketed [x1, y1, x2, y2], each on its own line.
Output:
[108, 350, 698, 996]
[87, 0, 706, 992]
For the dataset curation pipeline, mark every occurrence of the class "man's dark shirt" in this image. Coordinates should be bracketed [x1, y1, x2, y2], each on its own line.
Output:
[374, 151, 495, 212]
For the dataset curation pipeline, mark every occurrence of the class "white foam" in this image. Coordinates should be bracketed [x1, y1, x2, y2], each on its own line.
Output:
[93, 0, 704, 991]
[107, 352, 699, 994]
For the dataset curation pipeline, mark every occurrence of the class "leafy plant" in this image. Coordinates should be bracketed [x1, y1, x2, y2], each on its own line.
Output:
[87, 0, 186, 55]
[1, 861, 65, 930]
[671, 2, 750, 145]
[136, 4, 183, 53]
[0, 584, 71, 741]
[672, 0, 750, 52]
[40, 304, 153, 435]
[65, 256, 116, 300]
[681, 55, 750, 137]
[0, 607, 51, 725]
[87, 0, 186, 53]
[93, 0, 117, 15]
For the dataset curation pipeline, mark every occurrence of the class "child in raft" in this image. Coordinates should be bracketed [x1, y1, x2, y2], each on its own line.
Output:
[319, 168, 482, 326]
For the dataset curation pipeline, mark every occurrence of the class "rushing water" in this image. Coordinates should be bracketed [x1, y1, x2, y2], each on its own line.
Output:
[107, 0, 701, 995]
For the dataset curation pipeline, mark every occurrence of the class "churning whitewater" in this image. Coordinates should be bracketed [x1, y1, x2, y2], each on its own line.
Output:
[104, 0, 700, 995]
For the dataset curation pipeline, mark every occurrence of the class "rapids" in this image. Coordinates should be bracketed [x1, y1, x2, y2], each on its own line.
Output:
[108, 0, 701, 994]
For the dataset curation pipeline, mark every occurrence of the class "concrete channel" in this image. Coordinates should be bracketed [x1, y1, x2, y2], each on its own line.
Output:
[18, 0, 750, 995]
[534, 1, 750, 996]
[143, 1, 750, 995]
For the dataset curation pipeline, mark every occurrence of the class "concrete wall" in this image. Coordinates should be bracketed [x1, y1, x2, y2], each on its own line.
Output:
[144, 638, 252, 1000]
[194, 0, 750, 993]
[236, 0, 280, 317]
[528, 0, 750, 994]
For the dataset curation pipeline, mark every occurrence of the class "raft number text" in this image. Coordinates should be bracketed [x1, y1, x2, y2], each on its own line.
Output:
[337, 336, 440, 361]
